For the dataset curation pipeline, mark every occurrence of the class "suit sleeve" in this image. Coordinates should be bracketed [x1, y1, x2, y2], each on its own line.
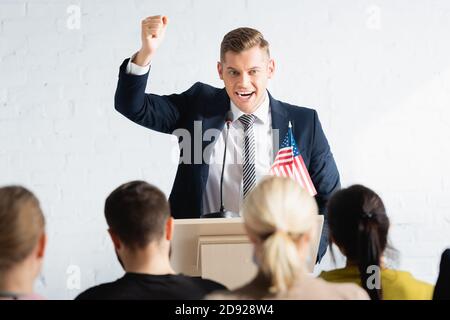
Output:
[309, 110, 341, 214]
[114, 58, 198, 134]
[309, 110, 340, 261]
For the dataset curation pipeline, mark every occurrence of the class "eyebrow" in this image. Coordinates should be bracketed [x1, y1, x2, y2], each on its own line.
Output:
[226, 67, 261, 71]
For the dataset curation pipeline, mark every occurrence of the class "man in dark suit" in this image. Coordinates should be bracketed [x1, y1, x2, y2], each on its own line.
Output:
[114, 15, 340, 261]
[434, 248, 450, 300]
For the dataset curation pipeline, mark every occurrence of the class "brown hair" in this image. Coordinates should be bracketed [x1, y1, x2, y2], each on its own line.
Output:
[0, 186, 45, 271]
[220, 27, 270, 62]
[327, 185, 390, 300]
[104, 181, 170, 249]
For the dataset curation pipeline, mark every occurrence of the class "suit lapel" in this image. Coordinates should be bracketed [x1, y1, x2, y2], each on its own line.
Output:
[201, 88, 230, 134]
[269, 91, 289, 158]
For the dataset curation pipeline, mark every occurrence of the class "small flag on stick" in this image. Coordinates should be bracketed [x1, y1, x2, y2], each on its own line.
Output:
[270, 122, 317, 196]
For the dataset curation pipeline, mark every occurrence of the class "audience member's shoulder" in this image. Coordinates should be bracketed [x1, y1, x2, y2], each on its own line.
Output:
[206, 290, 242, 300]
[0, 293, 45, 300]
[329, 282, 370, 300]
[207, 277, 369, 300]
[182, 274, 227, 292]
[441, 249, 450, 264]
[314, 277, 369, 300]
[75, 281, 121, 300]
[384, 269, 430, 285]
[319, 269, 340, 281]
[385, 269, 434, 291]
[319, 267, 356, 283]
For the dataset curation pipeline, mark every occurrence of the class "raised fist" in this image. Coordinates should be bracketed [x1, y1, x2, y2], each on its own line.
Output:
[134, 15, 169, 66]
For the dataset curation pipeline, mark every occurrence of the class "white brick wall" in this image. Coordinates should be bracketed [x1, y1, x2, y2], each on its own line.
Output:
[0, 0, 449, 299]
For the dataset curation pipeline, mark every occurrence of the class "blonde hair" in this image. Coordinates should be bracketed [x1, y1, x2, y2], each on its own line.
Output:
[0, 186, 45, 271]
[242, 176, 318, 293]
[220, 27, 270, 62]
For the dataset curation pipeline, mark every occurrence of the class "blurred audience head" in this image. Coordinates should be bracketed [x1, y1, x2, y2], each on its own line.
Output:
[327, 184, 390, 300]
[0, 186, 46, 296]
[241, 176, 318, 294]
[104, 181, 172, 267]
[433, 248, 450, 300]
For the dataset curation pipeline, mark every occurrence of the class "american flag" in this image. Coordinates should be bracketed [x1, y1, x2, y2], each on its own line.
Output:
[269, 122, 317, 196]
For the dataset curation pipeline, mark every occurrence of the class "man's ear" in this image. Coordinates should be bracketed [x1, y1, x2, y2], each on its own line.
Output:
[217, 61, 224, 80]
[108, 228, 121, 250]
[36, 232, 47, 259]
[165, 217, 174, 241]
[267, 58, 275, 79]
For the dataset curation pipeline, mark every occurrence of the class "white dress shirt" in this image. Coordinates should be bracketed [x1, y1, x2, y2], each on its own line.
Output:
[126, 57, 274, 215]
[202, 93, 273, 214]
[126, 54, 151, 75]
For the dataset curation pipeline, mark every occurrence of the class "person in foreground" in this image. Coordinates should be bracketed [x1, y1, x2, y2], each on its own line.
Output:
[75, 181, 226, 300]
[320, 185, 434, 300]
[0, 186, 46, 300]
[433, 248, 450, 300]
[207, 176, 368, 300]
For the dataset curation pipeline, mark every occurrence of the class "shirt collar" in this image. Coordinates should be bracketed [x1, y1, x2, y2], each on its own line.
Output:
[229, 91, 270, 124]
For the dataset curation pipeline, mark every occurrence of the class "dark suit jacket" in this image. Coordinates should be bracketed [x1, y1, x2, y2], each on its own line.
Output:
[434, 249, 450, 300]
[114, 58, 340, 260]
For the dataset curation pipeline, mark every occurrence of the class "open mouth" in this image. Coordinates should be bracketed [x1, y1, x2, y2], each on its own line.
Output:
[235, 91, 255, 101]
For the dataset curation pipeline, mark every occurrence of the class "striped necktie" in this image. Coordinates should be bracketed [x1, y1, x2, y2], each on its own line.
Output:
[239, 114, 256, 199]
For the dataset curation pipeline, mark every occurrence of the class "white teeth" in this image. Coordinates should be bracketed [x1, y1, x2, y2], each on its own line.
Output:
[237, 92, 253, 96]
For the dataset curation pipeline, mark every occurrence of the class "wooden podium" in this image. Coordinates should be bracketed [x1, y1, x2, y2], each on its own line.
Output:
[170, 216, 324, 290]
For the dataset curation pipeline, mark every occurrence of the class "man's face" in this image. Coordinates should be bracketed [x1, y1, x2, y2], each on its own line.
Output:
[218, 46, 275, 114]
